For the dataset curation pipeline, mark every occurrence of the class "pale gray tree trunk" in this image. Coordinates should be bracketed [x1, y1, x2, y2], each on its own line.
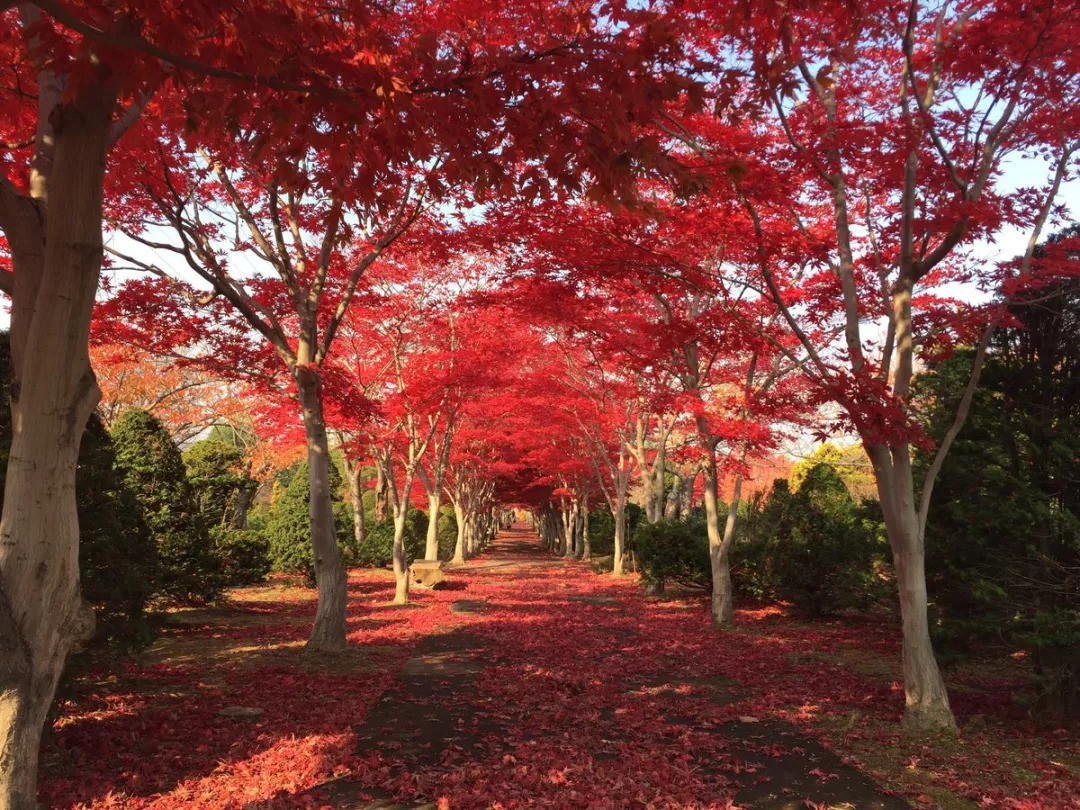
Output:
[374, 462, 388, 522]
[295, 370, 348, 650]
[581, 509, 591, 560]
[700, 447, 734, 629]
[381, 455, 417, 605]
[574, 503, 585, 558]
[561, 504, 574, 558]
[665, 472, 682, 520]
[651, 420, 669, 522]
[452, 501, 467, 564]
[681, 467, 697, 516]
[391, 499, 410, 604]
[867, 444, 954, 732]
[0, 80, 115, 810]
[346, 459, 366, 547]
[612, 492, 627, 577]
[424, 491, 441, 561]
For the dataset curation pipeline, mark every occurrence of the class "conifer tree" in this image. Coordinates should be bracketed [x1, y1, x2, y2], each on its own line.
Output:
[112, 410, 222, 602]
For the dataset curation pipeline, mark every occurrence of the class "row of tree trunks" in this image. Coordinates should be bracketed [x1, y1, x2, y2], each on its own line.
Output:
[536, 493, 592, 561]
[449, 472, 495, 565]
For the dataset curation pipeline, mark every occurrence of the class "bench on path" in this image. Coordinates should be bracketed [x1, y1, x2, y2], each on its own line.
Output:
[409, 559, 446, 589]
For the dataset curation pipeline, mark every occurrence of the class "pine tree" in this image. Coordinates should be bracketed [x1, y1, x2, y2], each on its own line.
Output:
[184, 439, 257, 528]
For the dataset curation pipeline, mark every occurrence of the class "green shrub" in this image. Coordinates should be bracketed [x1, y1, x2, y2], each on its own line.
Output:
[111, 409, 223, 603]
[265, 461, 353, 584]
[211, 526, 270, 585]
[626, 503, 645, 540]
[731, 465, 887, 615]
[634, 518, 710, 592]
[436, 505, 458, 561]
[588, 504, 645, 558]
[335, 500, 358, 564]
[587, 509, 615, 555]
[358, 510, 426, 567]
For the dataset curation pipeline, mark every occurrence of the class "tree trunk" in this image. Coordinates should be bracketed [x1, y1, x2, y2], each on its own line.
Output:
[561, 505, 574, 558]
[229, 484, 256, 529]
[641, 475, 657, 523]
[390, 474, 414, 605]
[867, 444, 956, 732]
[374, 463, 388, 522]
[682, 467, 697, 516]
[424, 492, 441, 561]
[0, 82, 115, 810]
[611, 494, 627, 577]
[652, 428, 667, 522]
[348, 463, 366, 546]
[296, 371, 347, 651]
[392, 505, 410, 605]
[582, 509, 591, 561]
[701, 451, 734, 629]
[452, 501, 467, 564]
[665, 472, 682, 520]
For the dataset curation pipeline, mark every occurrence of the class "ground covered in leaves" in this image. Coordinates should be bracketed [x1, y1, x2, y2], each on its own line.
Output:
[42, 529, 1080, 809]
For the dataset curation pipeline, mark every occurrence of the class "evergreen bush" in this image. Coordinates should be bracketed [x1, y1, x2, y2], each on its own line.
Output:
[357, 510, 426, 567]
[77, 415, 161, 643]
[265, 461, 353, 584]
[111, 409, 223, 603]
[633, 518, 711, 592]
[731, 465, 887, 615]
[211, 526, 271, 585]
[436, 504, 458, 562]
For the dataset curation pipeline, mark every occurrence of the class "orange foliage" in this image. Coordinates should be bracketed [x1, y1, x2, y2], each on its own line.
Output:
[720, 454, 793, 503]
[90, 343, 247, 445]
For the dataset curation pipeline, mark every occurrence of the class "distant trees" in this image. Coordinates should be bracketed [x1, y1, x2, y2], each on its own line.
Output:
[90, 344, 244, 445]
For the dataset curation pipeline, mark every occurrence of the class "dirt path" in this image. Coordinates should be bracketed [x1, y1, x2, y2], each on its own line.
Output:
[311, 527, 909, 809]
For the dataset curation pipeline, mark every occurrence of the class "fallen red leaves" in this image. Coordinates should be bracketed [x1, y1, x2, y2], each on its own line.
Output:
[40, 540, 1080, 809]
